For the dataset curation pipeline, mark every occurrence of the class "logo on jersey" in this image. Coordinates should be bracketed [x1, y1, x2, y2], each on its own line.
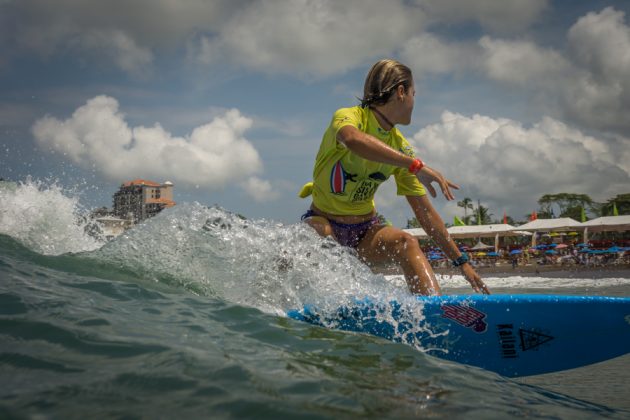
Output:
[330, 161, 356, 195]
[399, 145, 416, 158]
[368, 172, 387, 181]
[441, 304, 488, 333]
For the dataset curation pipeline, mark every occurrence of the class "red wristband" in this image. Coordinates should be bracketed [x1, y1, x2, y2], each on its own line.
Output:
[408, 158, 424, 174]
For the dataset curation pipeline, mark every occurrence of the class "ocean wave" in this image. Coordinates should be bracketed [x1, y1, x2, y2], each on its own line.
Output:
[0, 179, 104, 255]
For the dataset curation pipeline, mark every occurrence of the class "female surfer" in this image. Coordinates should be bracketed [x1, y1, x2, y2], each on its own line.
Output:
[300, 59, 490, 296]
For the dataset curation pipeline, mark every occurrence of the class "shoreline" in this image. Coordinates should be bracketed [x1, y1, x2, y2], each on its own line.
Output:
[374, 262, 630, 279]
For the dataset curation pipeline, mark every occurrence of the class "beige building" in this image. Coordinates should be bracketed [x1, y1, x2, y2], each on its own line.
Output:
[113, 179, 176, 223]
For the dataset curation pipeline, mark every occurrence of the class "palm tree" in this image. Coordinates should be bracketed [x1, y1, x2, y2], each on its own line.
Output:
[473, 204, 493, 225]
[457, 197, 474, 223]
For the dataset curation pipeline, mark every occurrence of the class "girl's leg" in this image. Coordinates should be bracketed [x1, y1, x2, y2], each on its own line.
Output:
[357, 225, 441, 295]
[303, 216, 335, 239]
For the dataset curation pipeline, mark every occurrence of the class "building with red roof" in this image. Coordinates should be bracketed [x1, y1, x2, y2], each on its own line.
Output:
[113, 179, 176, 223]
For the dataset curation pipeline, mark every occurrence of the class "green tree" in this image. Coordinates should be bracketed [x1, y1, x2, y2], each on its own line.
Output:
[562, 205, 586, 221]
[537, 193, 595, 218]
[496, 215, 516, 225]
[472, 203, 493, 225]
[406, 217, 421, 228]
[457, 197, 474, 223]
[600, 194, 630, 216]
[376, 212, 392, 226]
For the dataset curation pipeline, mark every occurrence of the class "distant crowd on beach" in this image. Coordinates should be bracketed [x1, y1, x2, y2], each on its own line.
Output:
[425, 239, 630, 270]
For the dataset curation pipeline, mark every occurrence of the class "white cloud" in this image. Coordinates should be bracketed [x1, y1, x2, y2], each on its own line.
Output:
[478, 36, 571, 86]
[9, 0, 237, 50]
[418, 0, 549, 33]
[76, 30, 154, 77]
[240, 177, 281, 203]
[562, 7, 630, 132]
[193, 0, 424, 78]
[31, 96, 270, 192]
[400, 34, 479, 79]
[471, 8, 630, 137]
[410, 111, 630, 219]
[5, 0, 239, 76]
[568, 7, 630, 82]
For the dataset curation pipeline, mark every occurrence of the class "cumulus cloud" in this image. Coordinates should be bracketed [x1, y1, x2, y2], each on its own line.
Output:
[418, 0, 549, 33]
[478, 36, 572, 86]
[475, 8, 630, 136]
[400, 34, 479, 79]
[5, 0, 553, 79]
[31, 96, 276, 199]
[4, 0, 238, 76]
[568, 7, 630, 82]
[398, 7, 630, 137]
[8, 0, 237, 49]
[562, 7, 630, 132]
[410, 111, 630, 219]
[240, 177, 281, 203]
[71, 29, 154, 77]
[193, 0, 424, 78]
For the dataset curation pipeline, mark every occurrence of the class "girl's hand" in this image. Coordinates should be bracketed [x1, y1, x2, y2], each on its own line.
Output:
[416, 166, 459, 201]
[461, 263, 491, 294]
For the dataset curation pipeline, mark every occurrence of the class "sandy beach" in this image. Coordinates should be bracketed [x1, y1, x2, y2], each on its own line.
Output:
[374, 262, 630, 279]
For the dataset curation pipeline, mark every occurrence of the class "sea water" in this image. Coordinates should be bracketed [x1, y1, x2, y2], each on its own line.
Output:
[1, 180, 629, 419]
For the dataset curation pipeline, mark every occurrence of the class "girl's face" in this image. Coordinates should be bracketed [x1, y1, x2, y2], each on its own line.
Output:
[401, 83, 415, 125]
[392, 81, 415, 125]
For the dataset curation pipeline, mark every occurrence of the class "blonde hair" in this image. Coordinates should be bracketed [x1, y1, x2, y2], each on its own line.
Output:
[360, 59, 412, 108]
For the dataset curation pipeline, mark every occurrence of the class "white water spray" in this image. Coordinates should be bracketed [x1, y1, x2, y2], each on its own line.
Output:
[0, 179, 105, 255]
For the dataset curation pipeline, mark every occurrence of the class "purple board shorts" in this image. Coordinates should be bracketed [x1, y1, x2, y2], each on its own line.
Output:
[301, 209, 380, 249]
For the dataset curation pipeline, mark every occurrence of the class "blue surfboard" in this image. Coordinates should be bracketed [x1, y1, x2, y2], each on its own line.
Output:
[287, 294, 630, 377]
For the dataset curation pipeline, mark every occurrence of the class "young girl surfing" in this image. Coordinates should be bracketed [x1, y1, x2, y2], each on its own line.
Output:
[300, 59, 490, 296]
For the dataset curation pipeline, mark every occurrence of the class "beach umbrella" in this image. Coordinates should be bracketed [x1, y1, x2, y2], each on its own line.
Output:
[509, 249, 522, 255]
[607, 246, 622, 253]
[577, 243, 588, 248]
[555, 244, 568, 249]
[486, 252, 499, 257]
[545, 250, 557, 255]
[578, 248, 590, 253]
[548, 243, 557, 248]
[475, 252, 487, 257]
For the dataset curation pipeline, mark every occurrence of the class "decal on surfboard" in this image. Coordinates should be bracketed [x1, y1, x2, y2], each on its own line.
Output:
[440, 304, 487, 333]
[519, 328, 554, 351]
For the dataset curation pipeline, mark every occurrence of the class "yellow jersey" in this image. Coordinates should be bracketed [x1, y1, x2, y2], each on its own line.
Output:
[302, 106, 425, 215]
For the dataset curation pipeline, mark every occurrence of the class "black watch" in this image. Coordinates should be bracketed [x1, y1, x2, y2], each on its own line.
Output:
[452, 252, 469, 267]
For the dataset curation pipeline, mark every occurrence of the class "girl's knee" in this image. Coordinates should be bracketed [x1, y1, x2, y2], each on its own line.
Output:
[399, 232, 420, 251]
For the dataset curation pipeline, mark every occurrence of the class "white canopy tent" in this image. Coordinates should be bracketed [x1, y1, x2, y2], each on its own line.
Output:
[405, 216, 629, 250]
[404, 228, 429, 238]
[470, 240, 494, 250]
[404, 224, 531, 252]
[514, 218, 583, 232]
[580, 215, 630, 242]
[512, 218, 583, 246]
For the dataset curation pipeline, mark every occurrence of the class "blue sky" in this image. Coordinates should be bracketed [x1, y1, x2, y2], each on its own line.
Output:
[1, 0, 629, 226]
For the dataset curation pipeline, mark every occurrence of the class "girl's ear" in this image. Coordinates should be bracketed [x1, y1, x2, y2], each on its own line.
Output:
[397, 84, 406, 100]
